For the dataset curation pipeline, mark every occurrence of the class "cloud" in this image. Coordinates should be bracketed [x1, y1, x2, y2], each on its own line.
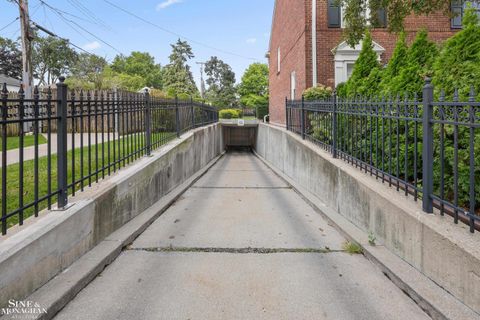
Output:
[82, 41, 101, 50]
[156, 0, 182, 10]
[246, 38, 257, 44]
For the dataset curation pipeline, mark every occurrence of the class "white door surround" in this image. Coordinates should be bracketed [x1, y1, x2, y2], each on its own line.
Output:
[331, 40, 385, 86]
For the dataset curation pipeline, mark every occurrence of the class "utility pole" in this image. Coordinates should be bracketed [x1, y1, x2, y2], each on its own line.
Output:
[18, 0, 34, 131]
[196, 62, 206, 99]
[19, 0, 33, 99]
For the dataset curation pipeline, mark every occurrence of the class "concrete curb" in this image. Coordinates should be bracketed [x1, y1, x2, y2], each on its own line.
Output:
[8, 152, 224, 320]
[254, 150, 480, 320]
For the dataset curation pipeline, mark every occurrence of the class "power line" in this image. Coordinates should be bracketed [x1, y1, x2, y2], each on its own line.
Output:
[38, 0, 121, 54]
[31, 20, 100, 57]
[102, 0, 260, 61]
[0, 17, 19, 32]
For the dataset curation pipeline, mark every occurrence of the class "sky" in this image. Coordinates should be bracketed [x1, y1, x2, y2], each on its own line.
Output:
[0, 0, 275, 87]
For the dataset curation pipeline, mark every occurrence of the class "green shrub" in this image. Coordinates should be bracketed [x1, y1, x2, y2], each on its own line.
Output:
[302, 84, 333, 101]
[219, 109, 239, 119]
[335, 82, 347, 97]
[256, 104, 268, 119]
[380, 32, 408, 93]
[432, 5, 480, 99]
[389, 29, 438, 96]
[345, 30, 380, 97]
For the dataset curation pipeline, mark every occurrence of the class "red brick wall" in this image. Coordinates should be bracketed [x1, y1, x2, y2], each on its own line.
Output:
[268, 0, 308, 126]
[314, 0, 458, 87]
[269, 0, 458, 125]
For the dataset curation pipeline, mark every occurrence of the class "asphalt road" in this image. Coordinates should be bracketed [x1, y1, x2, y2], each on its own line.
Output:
[54, 152, 430, 320]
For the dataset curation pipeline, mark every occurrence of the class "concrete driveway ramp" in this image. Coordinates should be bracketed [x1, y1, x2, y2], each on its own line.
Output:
[54, 151, 430, 320]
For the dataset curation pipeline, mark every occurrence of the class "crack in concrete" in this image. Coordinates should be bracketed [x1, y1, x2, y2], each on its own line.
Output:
[190, 186, 292, 189]
[125, 246, 344, 254]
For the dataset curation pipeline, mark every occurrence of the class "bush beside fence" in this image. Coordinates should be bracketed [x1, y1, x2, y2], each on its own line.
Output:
[287, 78, 479, 233]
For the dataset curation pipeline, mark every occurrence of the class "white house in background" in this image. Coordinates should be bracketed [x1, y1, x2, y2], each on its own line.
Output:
[0, 74, 21, 92]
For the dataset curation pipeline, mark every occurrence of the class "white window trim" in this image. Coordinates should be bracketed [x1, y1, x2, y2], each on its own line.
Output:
[290, 71, 296, 99]
[332, 40, 385, 86]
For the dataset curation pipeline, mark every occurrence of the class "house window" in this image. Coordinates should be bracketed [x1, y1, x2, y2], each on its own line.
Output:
[451, 1, 480, 29]
[332, 40, 385, 86]
[290, 71, 296, 99]
[346, 63, 355, 79]
[277, 47, 281, 73]
[328, 0, 387, 29]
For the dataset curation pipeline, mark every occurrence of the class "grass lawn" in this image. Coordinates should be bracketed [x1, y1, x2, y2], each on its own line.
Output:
[1, 135, 48, 151]
[1, 131, 176, 229]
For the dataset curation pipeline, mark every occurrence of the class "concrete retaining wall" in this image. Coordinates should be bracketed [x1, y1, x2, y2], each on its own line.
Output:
[0, 124, 223, 307]
[255, 123, 480, 314]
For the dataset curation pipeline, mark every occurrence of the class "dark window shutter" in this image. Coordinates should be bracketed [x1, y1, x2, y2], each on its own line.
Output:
[376, 8, 387, 28]
[328, 0, 341, 28]
[451, 0, 463, 29]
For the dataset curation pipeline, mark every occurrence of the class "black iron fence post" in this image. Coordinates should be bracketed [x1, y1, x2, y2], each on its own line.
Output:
[175, 95, 180, 137]
[56, 77, 68, 209]
[422, 78, 434, 213]
[144, 89, 151, 156]
[332, 91, 338, 158]
[301, 96, 305, 139]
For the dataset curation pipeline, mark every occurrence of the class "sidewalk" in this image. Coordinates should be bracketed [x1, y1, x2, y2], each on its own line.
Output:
[0, 133, 117, 167]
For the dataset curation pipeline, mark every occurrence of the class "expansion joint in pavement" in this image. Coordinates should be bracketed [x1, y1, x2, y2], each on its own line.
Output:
[190, 186, 292, 189]
[125, 246, 345, 254]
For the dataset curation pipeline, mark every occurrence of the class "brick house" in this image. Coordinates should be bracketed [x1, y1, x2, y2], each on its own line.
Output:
[267, 0, 470, 126]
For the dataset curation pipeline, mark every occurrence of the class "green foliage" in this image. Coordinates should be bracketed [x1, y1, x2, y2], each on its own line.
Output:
[111, 52, 163, 89]
[389, 29, 438, 96]
[302, 84, 333, 101]
[162, 39, 198, 97]
[66, 53, 108, 90]
[204, 56, 237, 107]
[336, 82, 347, 97]
[432, 5, 480, 99]
[344, 30, 380, 97]
[342, 241, 363, 254]
[32, 36, 78, 86]
[341, 0, 458, 46]
[238, 63, 268, 108]
[379, 32, 408, 92]
[357, 67, 383, 96]
[0, 36, 22, 79]
[219, 109, 242, 119]
[256, 104, 269, 120]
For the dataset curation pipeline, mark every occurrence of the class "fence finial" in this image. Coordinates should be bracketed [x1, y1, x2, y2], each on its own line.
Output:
[33, 85, 39, 96]
[1, 83, 7, 97]
[469, 86, 476, 102]
[424, 77, 432, 89]
[58, 76, 65, 83]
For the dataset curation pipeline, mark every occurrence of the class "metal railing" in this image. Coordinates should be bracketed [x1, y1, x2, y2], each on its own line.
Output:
[286, 79, 479, 233]
[0, 77, 218, 235]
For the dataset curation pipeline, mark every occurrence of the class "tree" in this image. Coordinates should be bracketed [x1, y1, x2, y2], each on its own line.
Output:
[340, 0, 480, 46]
[379, 32, 408, 92]
[238, 63, 269, 108]
[0, 37, 22, 79]
[432, 5, 480, 99]
[389, 29, 438, 96]
[111, 51, 162, 89]
[344, 30, 380, 97]
[32, 36, 77, 86]
[66, 53, 107, 89]
[204, 56, 237, 107]
[162, 39, 198, 97]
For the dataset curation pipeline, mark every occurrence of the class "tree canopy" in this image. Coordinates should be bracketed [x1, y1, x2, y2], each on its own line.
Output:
[238, 63, 269, 108]
[32, 36, 77, 86]
[204, 56, 237, 107]
[162, 39, 198, 97]
[0, 36, 22, 80]
[111, 51, 162, 89]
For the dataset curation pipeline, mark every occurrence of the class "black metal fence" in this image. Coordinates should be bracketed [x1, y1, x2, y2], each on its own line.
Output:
[0, 77, 218, 235]
[286, 79, 479, 233]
